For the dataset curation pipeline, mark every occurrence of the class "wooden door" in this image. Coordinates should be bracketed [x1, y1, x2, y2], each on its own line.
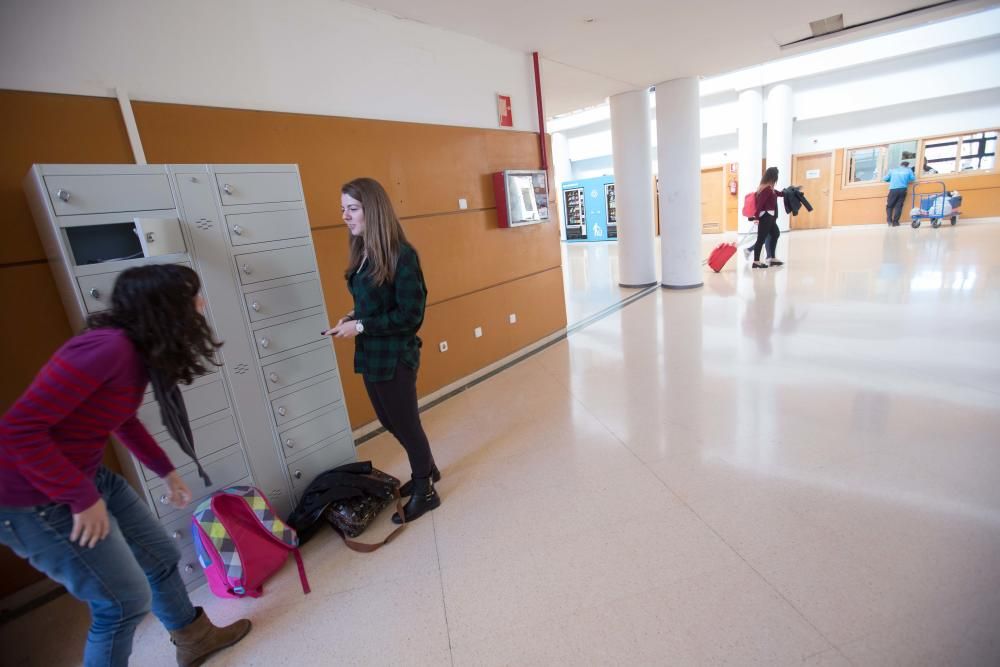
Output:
[791, 153, 832, 229]
[700, 167, 724, 234]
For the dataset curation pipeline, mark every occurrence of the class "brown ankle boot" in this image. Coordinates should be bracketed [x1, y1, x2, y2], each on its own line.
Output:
[169, 607, 252, 667]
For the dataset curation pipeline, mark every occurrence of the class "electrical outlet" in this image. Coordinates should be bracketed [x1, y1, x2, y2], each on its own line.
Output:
[474, 327, 483, 338]
[458, 198, 468, 210]
[508, 313, 517, 324]
[439, 341, 448, 352]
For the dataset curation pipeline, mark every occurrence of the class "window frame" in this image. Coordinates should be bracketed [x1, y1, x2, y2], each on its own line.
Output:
[845, 144, 887, 185]
[841, 127, 998, 189]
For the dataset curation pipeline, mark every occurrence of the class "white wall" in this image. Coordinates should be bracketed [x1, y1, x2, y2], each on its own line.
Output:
[790, 37, 1000, 123]
[0, 0, 538, 131]
[794, 88, 1000, 154]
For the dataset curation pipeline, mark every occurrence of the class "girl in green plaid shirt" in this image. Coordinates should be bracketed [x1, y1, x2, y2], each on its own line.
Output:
[324, 178, 441, 523]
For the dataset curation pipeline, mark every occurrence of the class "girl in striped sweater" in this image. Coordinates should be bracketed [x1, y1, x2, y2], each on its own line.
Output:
[0, 265, 250, 667]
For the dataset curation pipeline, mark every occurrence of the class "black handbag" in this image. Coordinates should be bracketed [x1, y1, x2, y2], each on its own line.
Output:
[288, 461, 406, 553]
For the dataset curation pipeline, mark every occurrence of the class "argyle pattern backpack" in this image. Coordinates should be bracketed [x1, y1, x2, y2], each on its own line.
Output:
[191, 486, 310, 599]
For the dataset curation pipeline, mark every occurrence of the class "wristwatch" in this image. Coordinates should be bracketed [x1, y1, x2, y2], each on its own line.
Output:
[355, 320, 364, 334]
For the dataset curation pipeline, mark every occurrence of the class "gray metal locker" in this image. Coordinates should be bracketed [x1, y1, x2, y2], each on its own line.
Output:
[23, 163, 356, 589]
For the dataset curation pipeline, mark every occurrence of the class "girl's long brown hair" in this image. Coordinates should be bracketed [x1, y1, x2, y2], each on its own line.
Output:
[87, 264, 223, 385]
[342, 178, 409, 286]
[757, 166, 779, 193]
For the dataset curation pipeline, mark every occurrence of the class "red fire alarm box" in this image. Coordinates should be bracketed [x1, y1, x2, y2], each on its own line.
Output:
[493, 170, 550, 228]
[497, 94, 513, 128]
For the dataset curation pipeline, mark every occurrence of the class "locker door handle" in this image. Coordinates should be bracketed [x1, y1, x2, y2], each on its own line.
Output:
[241, 264, 253, 275]
[172, 531, 183, 540]
[251, 302, 260, 312]
[56, 188, 70, 202]
[232, 225, 243, 236]
[259, 337, 271, 349]
[159, 494, 170, 505]
[268, 372, 279, 383]
[223, 184, 234, 195]
[89, 288, 101, 299]
[184, 564, 195, 574]
[277, 407, 287, 416]
[285, 439, 295, 449]
[293, 469, 302, 479]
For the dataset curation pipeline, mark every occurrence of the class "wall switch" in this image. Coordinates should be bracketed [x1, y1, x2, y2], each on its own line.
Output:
[508, 313, 517, 324]
[458, 198, 468, 210]
[474, 327, 483, 338]
[439, 341, 448, 353]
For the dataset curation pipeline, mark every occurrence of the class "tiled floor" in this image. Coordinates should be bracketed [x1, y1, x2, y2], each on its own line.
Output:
[4, 222, 1000, 666]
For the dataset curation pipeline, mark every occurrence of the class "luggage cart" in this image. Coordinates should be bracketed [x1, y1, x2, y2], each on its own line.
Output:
[910, 181, 961, 228]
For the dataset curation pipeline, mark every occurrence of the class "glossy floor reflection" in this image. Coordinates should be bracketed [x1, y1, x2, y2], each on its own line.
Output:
[4, 222, 1000, 666]
[561, 240, 645, 326]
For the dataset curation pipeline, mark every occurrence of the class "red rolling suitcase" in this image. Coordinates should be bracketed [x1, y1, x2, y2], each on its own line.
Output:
[706, 243, 737, 273]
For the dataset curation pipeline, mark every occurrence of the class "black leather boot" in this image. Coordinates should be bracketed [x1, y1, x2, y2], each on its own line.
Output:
[399, 465, 441, 497]
[392, 476, 440, 524]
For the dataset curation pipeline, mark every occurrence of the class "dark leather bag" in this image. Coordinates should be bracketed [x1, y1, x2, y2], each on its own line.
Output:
[288, 461, 405, 553]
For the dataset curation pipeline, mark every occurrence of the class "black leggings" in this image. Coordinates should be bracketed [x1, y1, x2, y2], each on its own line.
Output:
[753, 213, 778, 261]
[363, 363, 435, 478]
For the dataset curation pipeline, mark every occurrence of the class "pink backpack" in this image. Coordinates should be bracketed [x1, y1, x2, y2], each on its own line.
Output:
[191, 486, 310, 599]
[742, 192, 757, 219]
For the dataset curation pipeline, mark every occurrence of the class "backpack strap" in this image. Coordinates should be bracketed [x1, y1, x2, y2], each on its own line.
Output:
[292, 548, 311, 594]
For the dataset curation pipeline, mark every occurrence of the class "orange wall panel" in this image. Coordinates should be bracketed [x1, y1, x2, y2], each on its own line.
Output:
[0, 90, 135, 265]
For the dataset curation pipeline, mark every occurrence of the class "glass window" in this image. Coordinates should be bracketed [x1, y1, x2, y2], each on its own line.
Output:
[848, 146, 885, 183]
[923, 136, 959, 175]
[959, 131, 997, 171]
[887, 140, 918, 169]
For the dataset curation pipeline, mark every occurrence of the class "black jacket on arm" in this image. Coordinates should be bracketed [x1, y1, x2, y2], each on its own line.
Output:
[782, 186, 814, 215]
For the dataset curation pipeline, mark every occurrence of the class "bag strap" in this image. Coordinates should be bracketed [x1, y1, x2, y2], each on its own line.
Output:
[292, 548, 311, 594]
[335, 487, 407, 554]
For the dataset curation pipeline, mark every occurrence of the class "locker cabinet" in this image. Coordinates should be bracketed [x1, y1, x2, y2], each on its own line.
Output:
[23, 163, 356, 589]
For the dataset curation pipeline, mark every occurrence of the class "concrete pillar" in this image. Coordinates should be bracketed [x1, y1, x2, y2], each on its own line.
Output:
[610, 89, 657, 287]
[550, 132, 572, 241]
[738, 87, 763, 235]
[765, 83, 793, 232]
[655, 77, 702, 289]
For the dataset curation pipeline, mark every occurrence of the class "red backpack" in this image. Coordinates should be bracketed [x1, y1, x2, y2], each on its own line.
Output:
[192, 486, 310, 599]
[742, 192, 757, 219]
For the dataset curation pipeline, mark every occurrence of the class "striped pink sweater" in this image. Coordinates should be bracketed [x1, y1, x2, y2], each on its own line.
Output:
[0, 328, 174, 512]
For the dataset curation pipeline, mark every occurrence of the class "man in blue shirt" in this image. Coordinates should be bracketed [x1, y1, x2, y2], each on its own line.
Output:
[884, 160, 915, 226]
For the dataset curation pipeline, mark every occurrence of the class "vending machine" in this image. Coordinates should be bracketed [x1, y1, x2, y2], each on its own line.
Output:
[561, 176, 615, 242]
[562, 185, 586, 240]
[605, 183, 617, 239]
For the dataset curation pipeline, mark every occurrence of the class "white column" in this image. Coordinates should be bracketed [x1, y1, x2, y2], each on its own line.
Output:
[737, 87, 763, 235]
[610, 90, 657, 287]
[656, 77, 702, 289]
[765, 83, 793, 232]
[550, 132, 573, 241]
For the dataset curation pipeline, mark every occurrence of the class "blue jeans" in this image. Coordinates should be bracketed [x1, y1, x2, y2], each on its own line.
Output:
[0, 467, 196, 667]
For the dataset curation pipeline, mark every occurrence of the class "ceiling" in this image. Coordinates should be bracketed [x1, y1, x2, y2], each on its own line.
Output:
[344, 0, 984, 116]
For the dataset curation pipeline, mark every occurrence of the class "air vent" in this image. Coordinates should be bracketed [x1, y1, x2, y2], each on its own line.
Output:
[810, 14, 844, 37]
[779, 1, 962, 48]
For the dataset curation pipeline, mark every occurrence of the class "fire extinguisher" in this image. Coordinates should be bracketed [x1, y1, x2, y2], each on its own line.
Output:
[729, 178, 738, 194]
